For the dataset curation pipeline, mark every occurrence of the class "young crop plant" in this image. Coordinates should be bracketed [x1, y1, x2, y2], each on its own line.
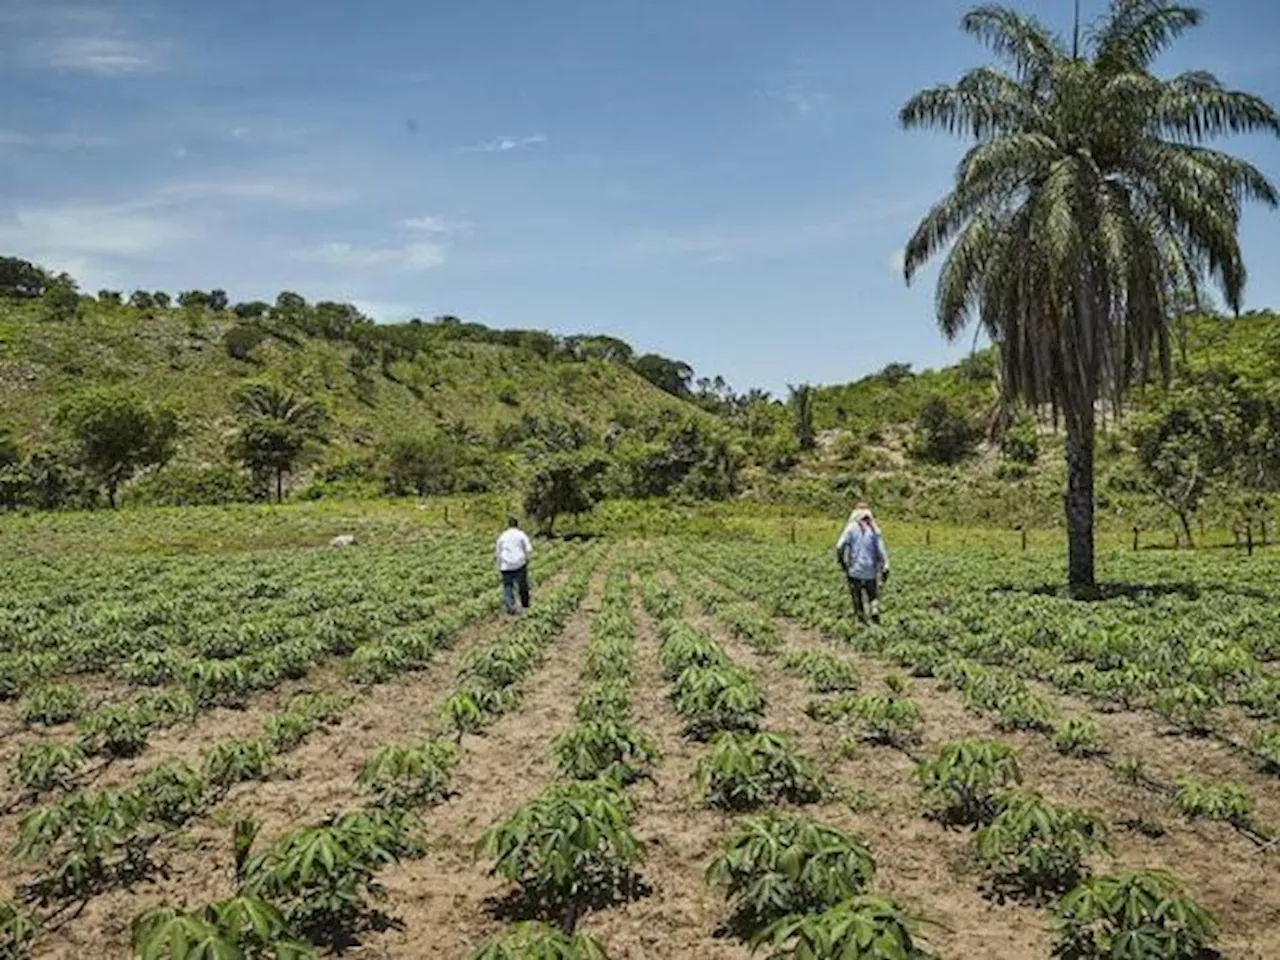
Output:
[131, 895, 314, 959]
[439, 682, 521, 741]
[781, 650, 860, 693]
[121, 648, 186, 687]
[358, 739, 458, 809]
[706, 815, 876, 935]
[670, 664, 765, 740]
[136, 761, 209, 827]
[183, 658, 254, 708]
[0, 899, 37, 960]
[20, 683, 85, 726]
[694, 732, 824, 811]
[9, 742, 86, 795]
[1251, 728, 1280, 775]
[14, 787, 155, 902]
[1051, 870, 1217, 960]
[1052, 717, 1107, 758]
[469, 921, 610, 960]
[915, 740, 1022, 826]
[552, 719, 660, 785]
[575, 681, 632, 723]
[1153, 684, 1222, 736]
[992, 690, 1056, 733]
[657, 624, 728, 680]
[753, 895, 938, 960]
[77, 704, 153, 757]
[263, 712, 314, 753]
[204, 739, 276, 789]
[477, 778, 644, 930]
[1173, 778, 1254, 826]
[716, 603, 783, 655]
[974, 792, 1108, 900]
[827, 694, 924, 749]
[241, 809, 418, 946]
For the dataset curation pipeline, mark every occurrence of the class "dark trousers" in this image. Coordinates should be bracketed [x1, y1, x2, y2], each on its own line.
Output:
[847, 577, 879, 623]
[501, 565, 530, 613]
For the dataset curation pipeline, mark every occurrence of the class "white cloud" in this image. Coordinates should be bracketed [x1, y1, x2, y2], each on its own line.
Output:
[298, 240, 446, 273]
[13, 4, 169, 74]
[889, 248, 906, 275]
[0, 201, 186, 262]
[400, 215, 468, 235]
[0, 130, 117, 149]
[157, 179, 344, 208]
[461, 134, 547, 153]
[35, 35, 165, 74]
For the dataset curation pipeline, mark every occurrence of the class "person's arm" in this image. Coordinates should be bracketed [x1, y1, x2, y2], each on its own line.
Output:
[834, 524, 852, 568]
[494, 535, 503, 570]
[520, 532, 532, 563]
[877, 534, 890, 580]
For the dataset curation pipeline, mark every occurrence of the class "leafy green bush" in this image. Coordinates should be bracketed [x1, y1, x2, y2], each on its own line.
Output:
[706, 815, 875, 933]
[0, 899, 38, 959]
[552, 719, 660, 784]
[131, 895, 313, 959]
[1051, 871, 1217, 960]
[670, 664, 765, 739]
[20, 683, 84, 726]
[752, 895, 938, 959]
[476, 779, 643, 919]
[470, 922, 610, 959]
[811, 693, 923, 748]
[915, 740, 1021, 826]
[781, 651, 860, 693]
[204, 739, 276, 789]
[1154, 684, 1222, 736]
[78, 704, 152, 757]
[358, 739, 457, 809]
[136, 761, 209, 827]
[1173, 778, 1253, 825]
[575, 681, 632, 723]
[1052, 717, 1106, 758]
[694, 732, 823, 811]
[9, 742, 85, 794]
[974, 792, 1107, 899]
[657, 624, 728, 680]
[1250, 727, 1280, 775]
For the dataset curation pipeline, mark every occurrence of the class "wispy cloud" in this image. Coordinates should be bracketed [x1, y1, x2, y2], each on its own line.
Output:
[13, 5, 170, 74]
[460, 134, 547, 153]
[889, 248, 906, 276]
[0, 201, 187, 262]
[296, 216, 461, 273]
[0, 130, 117, 150]
[157, 179, 346, 209]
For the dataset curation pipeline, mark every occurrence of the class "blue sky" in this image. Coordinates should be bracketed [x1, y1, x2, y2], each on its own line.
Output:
[3, 1, 1280, 394]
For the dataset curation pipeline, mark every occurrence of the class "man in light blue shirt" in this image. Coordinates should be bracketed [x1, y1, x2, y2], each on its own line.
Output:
[835, 502, 890, 623]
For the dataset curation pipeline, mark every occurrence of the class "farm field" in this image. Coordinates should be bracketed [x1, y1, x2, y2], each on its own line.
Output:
[0, 518, 1277, 958]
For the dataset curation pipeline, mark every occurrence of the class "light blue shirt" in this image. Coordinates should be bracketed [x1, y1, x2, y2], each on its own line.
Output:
[835, 522, 889, 580]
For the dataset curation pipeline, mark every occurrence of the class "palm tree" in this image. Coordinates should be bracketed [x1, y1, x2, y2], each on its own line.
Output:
[232, 383, 328, 502]
[788, 383, 817, 451]
[901, 0, 1279, 593]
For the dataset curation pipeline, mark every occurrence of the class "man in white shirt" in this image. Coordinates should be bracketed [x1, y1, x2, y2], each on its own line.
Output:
[494, 515, 533, 614]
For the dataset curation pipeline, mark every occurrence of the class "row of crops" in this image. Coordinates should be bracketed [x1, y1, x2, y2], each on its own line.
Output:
[0, 531, 1275, 957]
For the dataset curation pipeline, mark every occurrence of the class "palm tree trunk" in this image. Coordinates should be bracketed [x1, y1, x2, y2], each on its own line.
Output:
[275, 468, 283, 504]
[1064, 407, 1095, 595]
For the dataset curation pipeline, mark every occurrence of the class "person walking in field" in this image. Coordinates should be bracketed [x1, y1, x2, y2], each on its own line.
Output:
[495, 515, 533, 615]
[835, 501, 890, 624]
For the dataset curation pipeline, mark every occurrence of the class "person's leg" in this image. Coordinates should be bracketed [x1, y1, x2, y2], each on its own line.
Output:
[847, 577, 866, 622]
[500, 570, 516, 614]
[864, 578, 881, 623]
[517, 566, 530, 610]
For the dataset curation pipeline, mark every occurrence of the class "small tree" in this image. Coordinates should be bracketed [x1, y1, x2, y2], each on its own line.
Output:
[524, 451, 608, 534]
[913, 396, 978, 465]
[0, 257, 51, 299]
[229, 384, 328, 503]
[56, 388, 180, 507]
[788, 383, 816, 451]
[43, 275, 81, 322]
[381, 433, 461, 497]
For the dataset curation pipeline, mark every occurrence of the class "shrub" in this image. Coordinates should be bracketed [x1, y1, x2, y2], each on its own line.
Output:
[694, 732, 823, 811]
[1052, 717, 1106, 758]
[575, 681, 632, 723]
[753, 895, 938, 959]
[78, 704, 152, 757]
[136, 761, 209, 827]
[1173, 778, 1253, 825]
[0, 899, 38, 959]
[10, 742, 85, 794]
[1154, 684, 1221, 736]
[358, 740, 458, 809]
[20, 684, 84, 726]
[130, 896, 312, 959]
[670, 664, 766, 739]
[1250, 728, 1280, 774]
[974, 792, 1107, 899]
[912, 396, 977, 465]
[552, 720, 660, 784]
[1051, 871, 1217, 960]
[816, 694, 923, 748]
[204, 739, 276, 789]
[706, 815, 875, 933]
[470, 922, 610, 960]
[781, 651, 860, 693]
[915, 740, 1021, 826]
[477, 779, 643, 921]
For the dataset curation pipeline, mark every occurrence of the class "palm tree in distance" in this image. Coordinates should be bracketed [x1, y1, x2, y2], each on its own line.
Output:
[788, 383, 817, 451]
[901, 0, 1280, 594]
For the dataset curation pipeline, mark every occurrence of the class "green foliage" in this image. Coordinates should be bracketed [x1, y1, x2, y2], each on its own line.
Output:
[670, 664, 766, 739]
[1052, 718, 1107, 758]
[788, 384, 816, 451]
[1001, 417, 1040, 465]
[706, 815, 875, 933]
[136, 761, 208, 827]
[552, 719, 660, 784]
[380, 432, 464, 496]
[476, 778, 643, 914]
[911, 396, 978, 465]
[1153, 684, 1221, 736]
[1250, 728, 1280, 775]
[1052, 871, 1217, 960]
[752, 895, 938, 959]
[241, 809, 417, 945]
[20, 683, 84, 726]
[781, 650, 860, 692]
[915, 740, 1021, 826]
[0, 899, 38, 960]
[694, 732, 823, 811]
[10, 742, 85, 794]
[55, 387, 180, 507]
[470, 922, 610, 960]
[131, 895, 314, 959]
[78, 704, 152, 757]
[1172, 778, 1253, 824]
[524, 450, 609, 533]
[811, 693, 924, 748]
[204, 739, 276, 789]
[974, 792, 1108, 899]
[358, 739, 458, 809]
[230, 383, 329, 503]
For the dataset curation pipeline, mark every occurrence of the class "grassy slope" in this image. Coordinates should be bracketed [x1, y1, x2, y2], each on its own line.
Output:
[0, 299, 708, 464]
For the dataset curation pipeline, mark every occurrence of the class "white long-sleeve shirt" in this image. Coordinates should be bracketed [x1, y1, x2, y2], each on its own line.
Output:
[495, 527, 532, 572]
[835, 520, 889, 580]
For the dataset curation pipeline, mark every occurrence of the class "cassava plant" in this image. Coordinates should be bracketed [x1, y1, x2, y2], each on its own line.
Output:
[706, 815, 876, 935]
[130, 895, 314, 959]
[552, 720, 660, 784]
[1173, 778, 1254, 826]
[915, 740, 1021, 826]
[469, 921, 610, 959]
[670, 664, 766, 740]
[694, 732, 823, 811]
[20, 683, 84, 726]
[1053, 717, 1107, 758]
[0, 899, 37, 959]
[9, 742, 86, 795]
[358, 739, 458, 809]
[974, 792, 1108, 900]
[752, 895, 938, 959]
[1051, 870, 1217, 960]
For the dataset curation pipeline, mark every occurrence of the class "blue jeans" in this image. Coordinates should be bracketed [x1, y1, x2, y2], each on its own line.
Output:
[500, 566, 530, 613]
